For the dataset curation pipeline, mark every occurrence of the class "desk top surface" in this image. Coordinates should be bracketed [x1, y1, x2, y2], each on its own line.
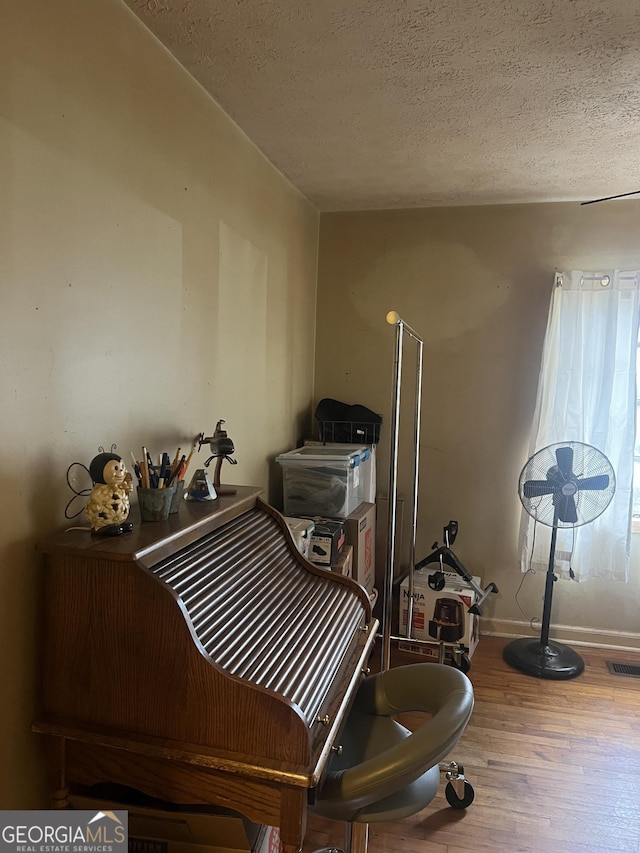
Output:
[39, 485, 264, 564]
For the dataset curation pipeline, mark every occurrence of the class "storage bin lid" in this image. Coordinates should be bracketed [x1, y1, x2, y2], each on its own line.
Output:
[308, 443, 372, 462]
[276, 446, 363, 467]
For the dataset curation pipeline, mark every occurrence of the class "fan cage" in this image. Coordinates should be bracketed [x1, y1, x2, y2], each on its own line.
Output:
[518, 441, 615, 528]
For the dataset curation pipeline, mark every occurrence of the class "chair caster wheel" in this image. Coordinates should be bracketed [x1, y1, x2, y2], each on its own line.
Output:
[451, 653, 471, 674]
[445, 779, 474, 809]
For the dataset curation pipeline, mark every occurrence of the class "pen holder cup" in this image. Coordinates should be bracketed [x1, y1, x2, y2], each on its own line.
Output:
[137, 484, 176, 522]
[169, 480, 185, 514]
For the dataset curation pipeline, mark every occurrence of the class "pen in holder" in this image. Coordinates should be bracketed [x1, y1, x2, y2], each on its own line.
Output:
[137, 482, 177, 522]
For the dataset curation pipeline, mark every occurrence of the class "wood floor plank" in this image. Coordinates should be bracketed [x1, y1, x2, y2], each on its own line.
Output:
[301, 636, 640, 852]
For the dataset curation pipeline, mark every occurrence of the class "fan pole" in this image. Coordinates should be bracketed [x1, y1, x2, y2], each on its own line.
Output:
[539, 519, 558, 649]
[503, 507, 584, 680]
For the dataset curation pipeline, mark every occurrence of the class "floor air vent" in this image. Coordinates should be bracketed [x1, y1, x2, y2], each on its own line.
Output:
[606, 661, 640, 678]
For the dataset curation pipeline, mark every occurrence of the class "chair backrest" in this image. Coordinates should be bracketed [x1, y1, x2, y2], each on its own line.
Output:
[317, 663, 474, 813]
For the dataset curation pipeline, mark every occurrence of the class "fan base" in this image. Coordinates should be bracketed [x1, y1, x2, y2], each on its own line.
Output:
[503, 637, 584, 680]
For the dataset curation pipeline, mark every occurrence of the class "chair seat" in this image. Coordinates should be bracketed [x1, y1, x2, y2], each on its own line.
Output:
[355, 764, 441, 822]
[312, 663, 474, 825]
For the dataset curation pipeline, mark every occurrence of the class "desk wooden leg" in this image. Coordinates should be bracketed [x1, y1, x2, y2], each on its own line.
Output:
[279, 786, 306, 853]
[45, 737, 70, 809]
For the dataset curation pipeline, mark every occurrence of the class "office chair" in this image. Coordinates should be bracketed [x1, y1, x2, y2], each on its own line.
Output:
[311, 662, 474, 853]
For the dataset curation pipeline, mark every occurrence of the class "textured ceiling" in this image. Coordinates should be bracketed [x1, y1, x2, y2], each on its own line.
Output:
[123, 0, 640, 211]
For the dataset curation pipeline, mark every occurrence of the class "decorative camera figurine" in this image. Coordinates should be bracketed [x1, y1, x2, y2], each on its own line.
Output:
[85, 452, 134, 536]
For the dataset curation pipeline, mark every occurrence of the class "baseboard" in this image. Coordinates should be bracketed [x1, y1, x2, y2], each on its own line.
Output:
[479, 616, 640, 654]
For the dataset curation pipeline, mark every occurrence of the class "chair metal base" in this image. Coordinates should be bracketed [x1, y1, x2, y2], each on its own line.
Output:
[311, 821, 368, 853]
[346, 823, 368, 853]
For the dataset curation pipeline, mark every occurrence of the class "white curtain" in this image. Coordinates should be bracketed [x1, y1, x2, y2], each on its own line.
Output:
[519, 269, 640, 582]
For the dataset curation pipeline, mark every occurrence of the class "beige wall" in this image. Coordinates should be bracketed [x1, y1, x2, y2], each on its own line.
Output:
[316, 203, 640, 648]
[1, 0, 318, 807]
[5, 0, 640, 815]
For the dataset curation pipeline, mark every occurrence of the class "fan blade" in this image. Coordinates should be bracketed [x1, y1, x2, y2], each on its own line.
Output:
[523, 480, 556, 498]
[545, 466, 565, 486]
[576, 474, 610, 491]
[555, 446, 574, 478]
[557, 494, 578, 524]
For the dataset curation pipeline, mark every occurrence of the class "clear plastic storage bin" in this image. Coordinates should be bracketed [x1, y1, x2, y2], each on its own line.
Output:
[276, 446, 370, 518]
[305, 442, 376, 504]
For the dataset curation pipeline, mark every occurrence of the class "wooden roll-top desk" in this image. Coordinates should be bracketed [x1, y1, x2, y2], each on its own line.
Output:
[32, 486, 378, 853]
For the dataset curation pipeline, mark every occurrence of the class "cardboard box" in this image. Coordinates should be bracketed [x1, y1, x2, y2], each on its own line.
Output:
[69, 796, 263, 853]
[331, 543, 353, 577]
[255, 826, 280, 853]
[343, 502, 375, 595]
[398, 570, 480, 660]
[307, 518, 345, 566]
[283, 516, 314, 558]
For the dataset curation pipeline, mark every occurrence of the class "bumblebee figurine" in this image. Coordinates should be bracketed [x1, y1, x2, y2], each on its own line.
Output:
[85, 452, 134, 536]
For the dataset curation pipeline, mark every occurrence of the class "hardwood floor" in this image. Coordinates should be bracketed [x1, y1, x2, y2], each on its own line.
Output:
[302, 636, 640, 853]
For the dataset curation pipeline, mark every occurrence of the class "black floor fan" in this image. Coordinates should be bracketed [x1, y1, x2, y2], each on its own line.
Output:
[503, 441, 615, 680]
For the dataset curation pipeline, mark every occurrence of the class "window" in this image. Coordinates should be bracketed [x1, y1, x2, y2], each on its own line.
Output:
[520, 270, 640, 582]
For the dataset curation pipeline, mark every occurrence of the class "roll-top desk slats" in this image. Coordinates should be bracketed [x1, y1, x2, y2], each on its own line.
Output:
[151, 507, 366, 724]
[32, 487, 378, 853]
